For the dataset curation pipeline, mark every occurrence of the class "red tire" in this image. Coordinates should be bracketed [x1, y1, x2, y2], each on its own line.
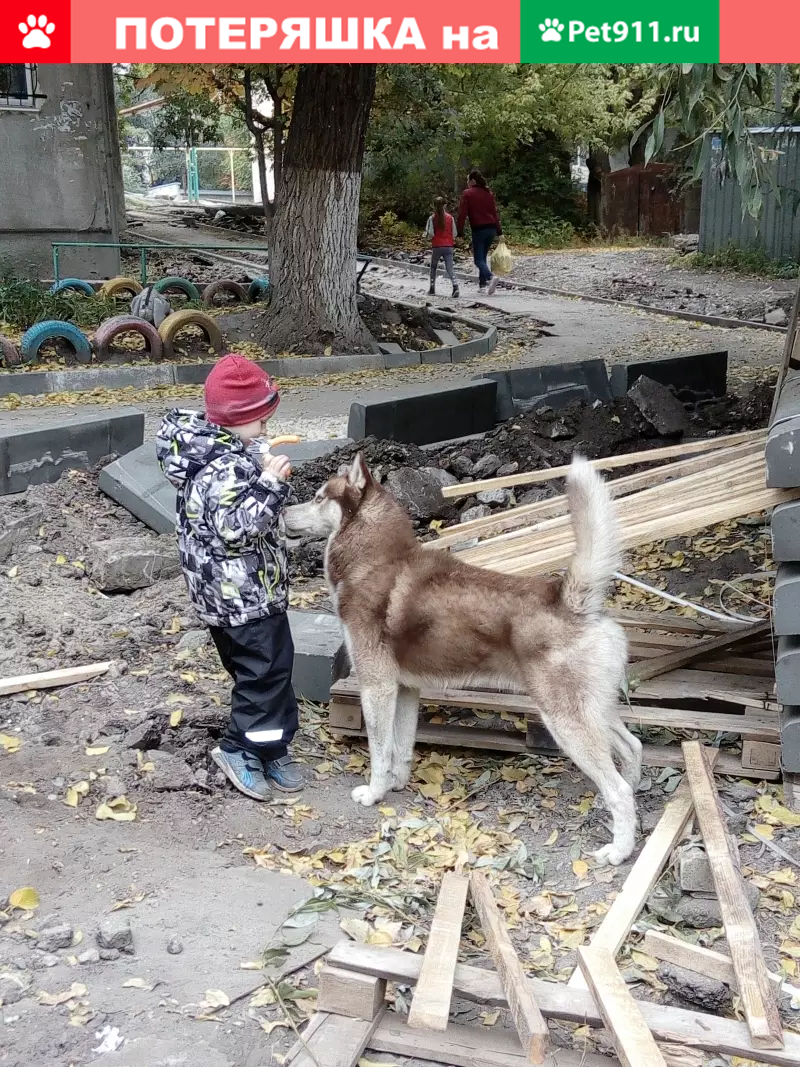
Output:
[202, 279, 248, 307]
[93, 315, 164, 362]
[0, 333, 21, 367]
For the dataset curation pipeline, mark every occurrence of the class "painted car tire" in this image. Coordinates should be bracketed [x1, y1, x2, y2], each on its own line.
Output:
[157, 309, 224, 360]
[247, 277, 271, 303]
[153, 276, 202, 302]
[49, 278, 95, 296]
[19, 320, 93, 365]
[202, 279, 248, 307]
[93, 315, 164, 362]
[99, 276, 143, 299]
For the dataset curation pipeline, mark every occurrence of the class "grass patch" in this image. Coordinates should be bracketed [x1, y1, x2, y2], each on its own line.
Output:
[0, 276, 122, 331]
[682, 244, 800, 280]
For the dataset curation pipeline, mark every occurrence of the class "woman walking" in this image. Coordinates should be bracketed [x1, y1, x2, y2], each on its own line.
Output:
[425, 196, 460, 298]
[457, 169, 502, 295]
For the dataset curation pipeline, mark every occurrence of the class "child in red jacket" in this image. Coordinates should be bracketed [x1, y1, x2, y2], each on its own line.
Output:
[424, 197, 460, 298]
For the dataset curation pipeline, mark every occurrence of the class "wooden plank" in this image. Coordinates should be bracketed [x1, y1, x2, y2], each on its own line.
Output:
[627, 622, 770, 685]
[770, 280, 800, 420]
[330, 680, 780, 740]
[642, 930, 784, 993]
[0, 661, 112, 698]
[441, 430, 766, 499]
[641, 744, 779, 782]
[469, 872, 549, 1063]
[285, 1009, 385, 1067]
[326, 942, 799, 1067]
[610, 609, 748, 634]
[577, 946, 667, 1067]
[682, 741, 784, 1050]
[371, 1016, 619, 1067]
[433, 440, 765, 546]
[741, 740, 782, 773]
[317, 965, 385, 1021]
[632, 670, 777, 709]
[408, 873, 469, 1032]
[567, 756, 718, 991]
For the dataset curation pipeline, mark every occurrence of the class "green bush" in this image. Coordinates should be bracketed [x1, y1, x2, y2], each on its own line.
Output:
[0, 274, 120, 330]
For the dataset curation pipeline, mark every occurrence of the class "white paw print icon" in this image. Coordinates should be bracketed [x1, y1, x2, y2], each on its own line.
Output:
[19, 14, 55, 49]
[539, 17, 565, 42]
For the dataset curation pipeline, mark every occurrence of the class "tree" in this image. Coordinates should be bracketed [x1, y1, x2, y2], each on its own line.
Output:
[150, 89, 220, 149]
[632, 64, 800, 218]
[141, 65, 294, 216]
[256, 64, 377, 354]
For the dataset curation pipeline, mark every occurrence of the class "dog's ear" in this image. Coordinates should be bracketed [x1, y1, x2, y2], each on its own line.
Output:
[347, 452, 370, 491]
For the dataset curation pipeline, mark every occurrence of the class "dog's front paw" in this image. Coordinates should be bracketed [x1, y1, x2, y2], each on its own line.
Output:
[590, 843, 629, 867]
[390, 766, 411, 792]
[351, 784, 380, 807]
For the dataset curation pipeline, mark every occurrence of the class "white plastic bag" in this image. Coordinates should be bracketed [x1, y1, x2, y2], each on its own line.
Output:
[489, 239, 513, 276]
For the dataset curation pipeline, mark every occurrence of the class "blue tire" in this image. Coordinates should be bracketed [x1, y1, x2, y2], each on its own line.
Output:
[248, 277, 270, 303]
[49, 278, 95, 296]
[20, 320, 93, 365]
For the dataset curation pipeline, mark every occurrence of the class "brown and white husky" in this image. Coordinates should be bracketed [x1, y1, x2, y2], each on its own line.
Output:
[284, 453, 640, 865]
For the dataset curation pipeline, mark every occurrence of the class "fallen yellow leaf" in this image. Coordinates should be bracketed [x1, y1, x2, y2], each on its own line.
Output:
[203, 989, 230, 1009]
[123, 978, 152, 990]
[55, 554, 67, 565]
[480, 1010, 500, 1026]
[85, 746, 110, 756]
[9, 886, 39, 911]
[572, 859, 589, 879]
[169, 709, 183, 728]
[96, 796, 137, 822]
[64, 781, 90, 807]
[0, 733, 21, 753]
[6, 566, 18, 578]
[249, 987, 276, 1008]
[631, 950, 660, 972]
[261, 1020, 290, 1035]
[38, 982, 86, 1006]
[545, 830, 558, 846]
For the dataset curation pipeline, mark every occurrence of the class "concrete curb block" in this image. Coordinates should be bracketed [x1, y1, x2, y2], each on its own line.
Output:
[0, 407, 144, 496]
[0, 310, 497, 398]
[364, 256, 788, 333]
[289, 610, 343, 703]
[348, 379, 497, 446]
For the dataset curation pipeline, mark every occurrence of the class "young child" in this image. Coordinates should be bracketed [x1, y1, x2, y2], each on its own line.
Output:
[156, 353, 302, 801]
[424, 196, 460, 298]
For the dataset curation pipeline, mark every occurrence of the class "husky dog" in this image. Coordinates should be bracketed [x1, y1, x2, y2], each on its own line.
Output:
[284, 454, 640, 865]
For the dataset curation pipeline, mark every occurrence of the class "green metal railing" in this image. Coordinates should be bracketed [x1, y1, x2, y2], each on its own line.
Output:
[51, 241, 373, 288]
[51, 241, 270, 286]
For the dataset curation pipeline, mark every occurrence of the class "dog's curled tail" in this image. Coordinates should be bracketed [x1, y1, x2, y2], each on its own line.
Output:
[561, 456, 622, 616]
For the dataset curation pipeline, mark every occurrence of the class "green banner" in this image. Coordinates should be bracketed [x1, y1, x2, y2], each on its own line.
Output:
[521, 0, 719, 62]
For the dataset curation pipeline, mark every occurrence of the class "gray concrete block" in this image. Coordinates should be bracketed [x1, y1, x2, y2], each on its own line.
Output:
[46, 366, 175, 393]
[347, 379, 497, 446]
[378, 343, 404, 355]
[609, 350, 728, 401]
[516, 386, 592, 414]
[781, 706, 800, 773]
[450, 338, 487, 364]
[767, 374, 800, 487]
[773, 564, 800, 635]
[278, 354, 384, 378]
[383, 351, 421, 369]
[477, 360, 611, 421]
[0, 408, 144, 496]
[99, 444, 176, 535]
[0, 371, 55, 397]
[678, 844, 712, 892]
[433, 329, 462, 348]
[776, 635, 800, 704]
[421, 348, 452, 365]
[288, 610, 343, 703]
[771, 499, 800, 561]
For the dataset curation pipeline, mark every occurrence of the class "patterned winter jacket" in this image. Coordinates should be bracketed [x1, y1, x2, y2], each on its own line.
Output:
[156, 409, 294, 628]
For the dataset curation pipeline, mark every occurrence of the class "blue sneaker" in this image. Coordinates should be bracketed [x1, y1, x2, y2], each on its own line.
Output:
[264, 754, 304, 793]
[211, 746, 271, 801]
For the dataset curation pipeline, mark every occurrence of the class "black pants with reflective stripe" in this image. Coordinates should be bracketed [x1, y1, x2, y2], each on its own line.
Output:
[209, 612, 298, 760]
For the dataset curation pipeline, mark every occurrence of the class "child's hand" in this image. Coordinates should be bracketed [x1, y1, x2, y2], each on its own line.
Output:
[261, 453, 292, 481]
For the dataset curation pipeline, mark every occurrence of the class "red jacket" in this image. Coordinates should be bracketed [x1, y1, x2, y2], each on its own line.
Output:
[457, 186, 502, 235]
[426, 211, 457, 247]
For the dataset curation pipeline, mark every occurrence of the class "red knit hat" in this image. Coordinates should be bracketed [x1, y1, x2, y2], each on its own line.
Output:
[204, 354, 280, 427]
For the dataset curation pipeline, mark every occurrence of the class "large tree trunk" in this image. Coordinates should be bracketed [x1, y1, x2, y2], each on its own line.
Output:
[257, 64, 377, 355]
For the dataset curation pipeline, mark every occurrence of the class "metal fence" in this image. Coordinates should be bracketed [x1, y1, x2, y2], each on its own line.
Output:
[699, 127, 800, 260]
